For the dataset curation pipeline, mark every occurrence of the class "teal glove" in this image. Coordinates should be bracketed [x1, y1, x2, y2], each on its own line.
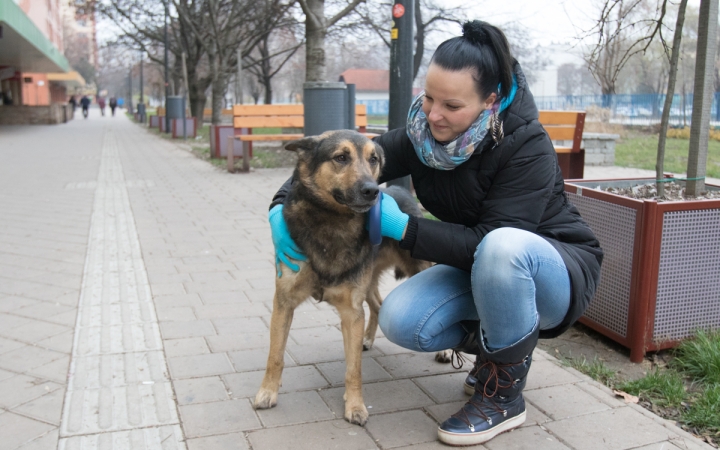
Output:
[379, 192, 410, 241]
[269, 205, 306, 276]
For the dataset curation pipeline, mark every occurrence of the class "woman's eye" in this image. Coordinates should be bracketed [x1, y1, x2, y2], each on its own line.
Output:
[447, 105, 460, 111]
[334, 155, 347, 163]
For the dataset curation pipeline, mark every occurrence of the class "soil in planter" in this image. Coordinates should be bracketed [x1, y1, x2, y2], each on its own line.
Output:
[598, 181, 720, 202]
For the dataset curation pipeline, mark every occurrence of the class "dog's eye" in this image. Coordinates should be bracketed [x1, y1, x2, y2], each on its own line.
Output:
[369, 156, 379, 165]
[334, 155, 347, 163]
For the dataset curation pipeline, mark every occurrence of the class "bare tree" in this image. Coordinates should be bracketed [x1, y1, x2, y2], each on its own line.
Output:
[299, 0, 367, 82]
[243, 28, 304, 104]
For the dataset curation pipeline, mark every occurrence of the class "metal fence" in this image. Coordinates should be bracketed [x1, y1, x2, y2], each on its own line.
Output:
[359, 93, 720, 126]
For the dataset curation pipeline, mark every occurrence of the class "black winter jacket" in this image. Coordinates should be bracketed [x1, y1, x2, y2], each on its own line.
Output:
[270, 63, 603, 339]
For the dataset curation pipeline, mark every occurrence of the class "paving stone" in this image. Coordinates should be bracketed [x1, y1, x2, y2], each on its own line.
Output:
[35, 331, 74, 353]
[212, 317, 268, 335]
[375, 353, 462, 379]
[0, 297, 40, 313]
[16, 428, 59, 450]
[0, 319, 70, 344]
[256, 390, 335, 427]
[58, 425, 185, 449]
[13, 302, 76, 321]
[246, 278, 275, 290]
[545, 407, 679, 450]
[631, 443, 683, 450]
[155, 306, 197, 321]
[424, 401, 464, 424]
[0, 374, 61, 409]
[319, 380, 434, 417]
[0, 412, 56, 450]
[365, 410, 438, 448]
[151, 283, 187, 296]
[168, 352, 234, 379]
[43, 310, 77, 327]
[243, 288, 274, 303]
[288, 325, 343, 344]
[69, 352, 168, 389]
[576, 381, 627, 408]
[524, 384, 611, 420]
[287, 340, 383, 365]
[179, 399, 261, 438]
[394, 442, 476, 450]
[0, 345, 67, 373]
[316, 357, 392, 386]
[223, 365, 329, 399]
[153, 293, 204, 308]
[164, 337, 210, 357]
[0, 336, 26, 355]
[26, 355, 71, 383]
[289, 309, 342, 328]
[227, 348, 294, 373]
[0, 314, 35, 332]
[523, 400, 551, 427]
[484, 424, 571, 450]
[184, 281, 250, 294]
[206, 334, 269, 352]
[371, 337, 417, 356]
[198, 291, 251, 305]
[247, 419, 376, 450]
[188, 272, 236, 283]
[174, 376, 230, 405]
[186, 432, 249, 450]
[193, 304, 269, 319]
[13, 388, 66, 425]
[160, 320, 216, 339]
[0, 368, 14, 382]
[524, 360, 581, 391]
[413, 372, 470, 404]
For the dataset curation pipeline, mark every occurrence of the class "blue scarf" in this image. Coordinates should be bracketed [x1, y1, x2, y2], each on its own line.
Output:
[406, 77, 517, 170]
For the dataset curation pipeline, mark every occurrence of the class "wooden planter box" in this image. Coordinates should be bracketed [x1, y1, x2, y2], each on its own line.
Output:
[565, 178, 720, 362]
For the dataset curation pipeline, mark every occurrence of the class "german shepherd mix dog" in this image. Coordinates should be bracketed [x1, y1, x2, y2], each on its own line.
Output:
[253, 130, 432, 426]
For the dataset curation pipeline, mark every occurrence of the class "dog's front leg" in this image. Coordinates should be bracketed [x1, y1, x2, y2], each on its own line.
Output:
[254, 290, 295, 410]
[335, 290, 369, 426]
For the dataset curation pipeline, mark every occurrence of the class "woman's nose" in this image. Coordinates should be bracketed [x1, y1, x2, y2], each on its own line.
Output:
[426, 106, 442, 123]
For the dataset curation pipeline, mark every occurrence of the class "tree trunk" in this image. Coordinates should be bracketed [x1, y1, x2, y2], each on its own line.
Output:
[656, 0, 688, 197]
[686, 0, 719, 195]
[304, 0, 327, 82]
[413, 0, 424, 81]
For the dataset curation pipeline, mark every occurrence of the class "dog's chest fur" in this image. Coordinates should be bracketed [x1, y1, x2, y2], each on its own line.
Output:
[284, 198, 374, 287]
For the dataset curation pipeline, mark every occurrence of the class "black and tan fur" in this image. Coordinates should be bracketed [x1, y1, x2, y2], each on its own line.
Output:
[253, 130, 433, 426]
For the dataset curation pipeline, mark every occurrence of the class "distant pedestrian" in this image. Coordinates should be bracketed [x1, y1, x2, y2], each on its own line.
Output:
[109, 97, 117, 117]
[117, 98, 125, 109]
[68, 95, 77, 113]
[80, 95, 91, 119]
[98, 96, 106, 116]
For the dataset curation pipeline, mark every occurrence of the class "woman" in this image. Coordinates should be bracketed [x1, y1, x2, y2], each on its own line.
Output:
[269, 21, 602, 446]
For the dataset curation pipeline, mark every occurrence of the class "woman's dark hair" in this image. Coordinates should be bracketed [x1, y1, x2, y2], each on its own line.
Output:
[430, 20, 514, 101]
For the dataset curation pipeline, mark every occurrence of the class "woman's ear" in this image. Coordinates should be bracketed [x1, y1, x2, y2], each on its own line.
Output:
[483, 92, 497, 110]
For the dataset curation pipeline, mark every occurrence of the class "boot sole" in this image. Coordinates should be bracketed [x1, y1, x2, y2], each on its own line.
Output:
[437, 411, 526, 446]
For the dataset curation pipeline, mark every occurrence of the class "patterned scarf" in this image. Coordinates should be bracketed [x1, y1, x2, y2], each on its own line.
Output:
[406, 77, 517, 170]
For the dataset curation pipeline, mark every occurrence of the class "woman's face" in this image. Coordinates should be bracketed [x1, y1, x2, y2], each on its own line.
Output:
[422, 64, 496, 142]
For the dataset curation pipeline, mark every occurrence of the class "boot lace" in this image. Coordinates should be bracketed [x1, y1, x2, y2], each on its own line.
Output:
[450, 349, 469, 370]
[451, 360, 516, 429]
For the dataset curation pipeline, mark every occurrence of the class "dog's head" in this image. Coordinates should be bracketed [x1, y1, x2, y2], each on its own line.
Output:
[285, 130, 385, 213]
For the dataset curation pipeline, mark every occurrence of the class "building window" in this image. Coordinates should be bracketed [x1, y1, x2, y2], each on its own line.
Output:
[24, 77, 33, 84]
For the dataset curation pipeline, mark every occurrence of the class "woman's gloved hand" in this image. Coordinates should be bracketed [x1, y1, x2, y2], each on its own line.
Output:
[268, 205, 306, 277]
[379, 192, 410, 241]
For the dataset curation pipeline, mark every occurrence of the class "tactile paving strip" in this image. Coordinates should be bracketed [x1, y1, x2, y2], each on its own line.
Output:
[59, 131, 184, 447]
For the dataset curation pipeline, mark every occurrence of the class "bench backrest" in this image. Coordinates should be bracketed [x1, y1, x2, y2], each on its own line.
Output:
[232, 104, 368, 131]
[538, 111, 586, 152]
[203, 108, 233, 117]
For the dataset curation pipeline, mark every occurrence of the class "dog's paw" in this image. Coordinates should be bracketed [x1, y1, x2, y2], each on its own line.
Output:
[362, 338, 374, 351]
[253, 389, 278, 410]
[434, 349, 453, 363]
[344, 405, 369, 426]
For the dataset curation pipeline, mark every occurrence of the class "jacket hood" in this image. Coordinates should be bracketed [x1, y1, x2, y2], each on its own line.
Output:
[501, 62, 539, 136]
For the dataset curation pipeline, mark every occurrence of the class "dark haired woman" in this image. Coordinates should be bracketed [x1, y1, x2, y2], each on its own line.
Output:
[269, 20, 602, 447]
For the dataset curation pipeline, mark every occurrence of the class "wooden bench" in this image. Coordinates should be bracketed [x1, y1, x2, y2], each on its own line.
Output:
[227, 104, 373, 172]
[203, 108, 233, 121]
[539, 110, 586, 179]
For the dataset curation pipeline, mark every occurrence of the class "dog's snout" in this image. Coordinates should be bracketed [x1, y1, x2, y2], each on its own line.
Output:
[360, 182, 379, 201]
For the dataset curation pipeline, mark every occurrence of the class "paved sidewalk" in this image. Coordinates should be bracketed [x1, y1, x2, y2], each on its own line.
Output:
[0, 116, 713, 450]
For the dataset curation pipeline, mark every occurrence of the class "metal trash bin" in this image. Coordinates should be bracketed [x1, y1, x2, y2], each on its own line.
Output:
[303, 82, 347, 136]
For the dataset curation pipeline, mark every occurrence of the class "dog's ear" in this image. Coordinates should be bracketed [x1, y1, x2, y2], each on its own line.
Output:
[374, 141, 386, 170]
[285, 136, 321, 153]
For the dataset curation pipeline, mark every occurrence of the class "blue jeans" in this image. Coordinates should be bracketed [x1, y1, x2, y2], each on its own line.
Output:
[379, 228, 571, 351]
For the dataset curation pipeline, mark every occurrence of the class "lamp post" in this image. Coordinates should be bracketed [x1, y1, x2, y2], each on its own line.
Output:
[138, 50, 146, 123]
[164, 0, 170, 133]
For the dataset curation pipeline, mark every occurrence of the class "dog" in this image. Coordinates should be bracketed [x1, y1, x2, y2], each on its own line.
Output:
[253, 130, 438, 426]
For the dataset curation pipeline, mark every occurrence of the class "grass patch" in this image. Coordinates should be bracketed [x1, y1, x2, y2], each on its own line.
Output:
[615, 131, 720, 178]
[368, 115, 388, 126]
[617, 369, 686, 407]
[671, 329, 720, 385]
[682, 383, 720, 434]
[562, 356, 616, 386]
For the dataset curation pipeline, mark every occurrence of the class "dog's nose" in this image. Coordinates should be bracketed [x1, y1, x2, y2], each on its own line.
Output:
[360, 182, 379, 201]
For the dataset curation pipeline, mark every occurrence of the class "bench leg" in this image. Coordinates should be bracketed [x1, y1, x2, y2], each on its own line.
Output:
[242, 140, 251, 172]
[227, 136, 235, 173]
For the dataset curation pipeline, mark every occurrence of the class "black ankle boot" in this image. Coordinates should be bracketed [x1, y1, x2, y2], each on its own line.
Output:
[438, 322, 539, 446]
